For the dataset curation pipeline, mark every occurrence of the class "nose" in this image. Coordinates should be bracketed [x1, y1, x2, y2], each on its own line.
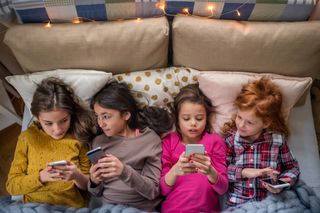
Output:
[97, 118, 106, 128]
[53, 123, 63, 134]
[190, 119, 196, 126]
[239, 120, 245, 128]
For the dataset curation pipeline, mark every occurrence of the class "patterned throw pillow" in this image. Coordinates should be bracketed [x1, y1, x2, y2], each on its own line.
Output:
[114, 67, 199, 109]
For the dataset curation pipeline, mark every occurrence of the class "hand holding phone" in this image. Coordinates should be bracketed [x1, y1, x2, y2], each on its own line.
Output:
[260, 178, 290, 189]
[86, 147, 105, 164]
[185, 144, 205, 157]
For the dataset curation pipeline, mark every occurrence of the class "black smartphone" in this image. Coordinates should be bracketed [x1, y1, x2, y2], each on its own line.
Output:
[260, 178, 290, 189]
[86, 147, 105, 164]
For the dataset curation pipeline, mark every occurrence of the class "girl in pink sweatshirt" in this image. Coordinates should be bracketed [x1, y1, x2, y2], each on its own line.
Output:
[160, 84, 228, 213]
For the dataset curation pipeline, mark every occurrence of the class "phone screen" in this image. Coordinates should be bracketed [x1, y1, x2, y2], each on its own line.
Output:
[185, 144, 205, 157]
[261, 178, 286, 185]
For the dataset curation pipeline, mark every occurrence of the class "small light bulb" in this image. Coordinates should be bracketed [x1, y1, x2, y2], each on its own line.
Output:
[236, 10, 241, 16]
[44, 21, 51, 28]
[72, 18, 81, 24]
[182, 8, 189, 15]
[156, 2, 166, 12]
[208, 5, 214, 12]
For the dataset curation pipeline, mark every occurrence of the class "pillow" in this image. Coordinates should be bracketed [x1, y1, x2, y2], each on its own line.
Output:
[173, 15, 320, 79]
[5, 69, 112, 110]
[114, 67, 199, 108]
[198, 71, 313, 134]
[4, 17, 169, 74]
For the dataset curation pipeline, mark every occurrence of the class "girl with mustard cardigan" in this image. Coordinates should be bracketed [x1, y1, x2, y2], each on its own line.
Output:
[6, 77, 95, 208]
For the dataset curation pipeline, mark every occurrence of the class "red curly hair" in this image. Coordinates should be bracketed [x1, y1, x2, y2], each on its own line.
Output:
[222, 78, 289, 138]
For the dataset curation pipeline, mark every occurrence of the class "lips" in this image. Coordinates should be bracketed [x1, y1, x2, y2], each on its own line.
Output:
[188, 129, 198, 134]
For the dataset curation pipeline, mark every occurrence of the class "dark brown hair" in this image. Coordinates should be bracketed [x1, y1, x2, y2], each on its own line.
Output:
[173, 83, 215, 134]
[90, 81, 173, 136]
[31, 77, 95, 144]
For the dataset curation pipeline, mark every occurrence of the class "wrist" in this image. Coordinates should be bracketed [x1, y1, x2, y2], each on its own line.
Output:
[39, 170, 46, 183]
[89, 177, 100, 187]
[207, 167, 218, 184]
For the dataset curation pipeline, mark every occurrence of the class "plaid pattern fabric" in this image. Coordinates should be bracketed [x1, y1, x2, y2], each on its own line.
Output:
[1, 0, 318, 23]
[224, 128, 300, 206]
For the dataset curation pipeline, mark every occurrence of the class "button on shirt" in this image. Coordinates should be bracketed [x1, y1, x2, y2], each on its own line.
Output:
[224, 128, 300, 206]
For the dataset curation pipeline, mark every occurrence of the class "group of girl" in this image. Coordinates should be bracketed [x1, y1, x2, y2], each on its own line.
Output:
[6, 76, 300, 212]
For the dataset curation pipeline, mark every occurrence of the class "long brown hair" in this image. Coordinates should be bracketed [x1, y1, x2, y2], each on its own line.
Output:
[90, 81, 173, 136]
[31, 77, 95, 144]
[173, 83, 215, 134]
[222, 78, 289, 138]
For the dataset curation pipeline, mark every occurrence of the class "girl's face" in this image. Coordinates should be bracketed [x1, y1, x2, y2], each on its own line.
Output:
[94, 103, 130, 137]
[37, 109, 71, 140]
[235, 109, 269, 142]
[178, 101, 207, 144]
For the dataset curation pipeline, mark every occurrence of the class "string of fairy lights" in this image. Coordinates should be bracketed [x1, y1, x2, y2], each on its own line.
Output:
[44, 0, 250, 28]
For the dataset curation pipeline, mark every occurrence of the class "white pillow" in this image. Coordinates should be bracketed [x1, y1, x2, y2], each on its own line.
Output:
[5, 69, 112, 110]
[198, 71, 313, 134]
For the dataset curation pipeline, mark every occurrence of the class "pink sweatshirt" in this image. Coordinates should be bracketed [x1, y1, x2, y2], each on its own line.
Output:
[160, 132, 228, 213]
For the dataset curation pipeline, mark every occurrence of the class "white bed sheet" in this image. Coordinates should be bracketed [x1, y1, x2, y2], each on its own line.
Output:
[288, 93, 320, 197]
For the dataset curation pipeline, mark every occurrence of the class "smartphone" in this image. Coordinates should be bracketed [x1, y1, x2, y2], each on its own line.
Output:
[185, 144, 205, 157]
[86, 147, 105, 164]
[260, 178, 290, 189]
[48, 160, 67, 166]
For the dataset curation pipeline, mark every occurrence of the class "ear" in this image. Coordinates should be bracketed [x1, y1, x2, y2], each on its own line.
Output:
[123, 111, 131, 121]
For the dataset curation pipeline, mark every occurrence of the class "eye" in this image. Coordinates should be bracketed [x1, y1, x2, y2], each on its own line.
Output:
[101, 114, 112, 120]
[44, 123, 52, 126]
[196, 116, 204, 121]
[247, 121, 254, 125]
[181, 116, 190, 121]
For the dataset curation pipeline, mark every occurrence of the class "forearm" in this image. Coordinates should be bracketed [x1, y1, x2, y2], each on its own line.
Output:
[207, 166, 218, 184]
[6, 173, 43, 195]
[120, 165, 160, 200]
[73, 172, 89, 190]
[88, 178, 104, 196]
[228, 165, 243, 182]
[165, 165, 178, 186]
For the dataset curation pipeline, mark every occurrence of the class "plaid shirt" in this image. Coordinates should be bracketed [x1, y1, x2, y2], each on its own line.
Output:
[224, 128, 300, 206]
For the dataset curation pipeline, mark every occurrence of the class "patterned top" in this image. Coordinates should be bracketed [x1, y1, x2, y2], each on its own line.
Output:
[224, 128, 300, 206]
[6, 123, 90, 208]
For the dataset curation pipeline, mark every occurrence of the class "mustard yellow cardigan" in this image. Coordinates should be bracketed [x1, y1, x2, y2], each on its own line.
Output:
[6, 123, 91, 208]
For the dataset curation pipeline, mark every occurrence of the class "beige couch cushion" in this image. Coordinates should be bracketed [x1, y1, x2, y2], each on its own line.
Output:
[4, 17, 169, 74]
[172, 15, 320, 79]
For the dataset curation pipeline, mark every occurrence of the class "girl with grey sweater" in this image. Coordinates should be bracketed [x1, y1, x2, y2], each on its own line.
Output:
[88, 81, 173, 212]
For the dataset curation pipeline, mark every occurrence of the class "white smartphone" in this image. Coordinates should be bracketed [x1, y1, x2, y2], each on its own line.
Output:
[86, 147, 105, 164]
[48, 160, 67, 166]
[260, 178, 290, 189]
[185, 144, 205, 157]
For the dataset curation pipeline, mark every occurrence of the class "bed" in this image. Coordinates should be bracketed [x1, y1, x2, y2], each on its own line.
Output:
[0, 1, 320, 212]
